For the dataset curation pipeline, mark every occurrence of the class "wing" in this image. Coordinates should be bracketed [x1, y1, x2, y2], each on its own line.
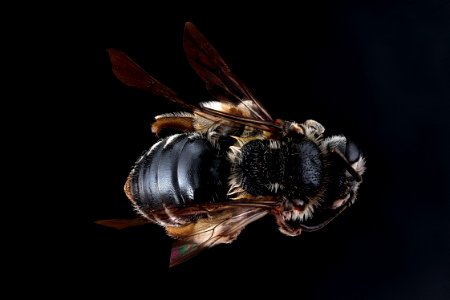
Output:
[136, 201, 276, 268]
[147, 200, 277, 222]
[167, 206, 269, 267]
[183, 22, 273, 122]
[95, 218, 152, 229]
[108, 49, 281, 133]
[96, 201, 276, 229]
[96, 200, 277, 267]
[108, 48, 196, 111]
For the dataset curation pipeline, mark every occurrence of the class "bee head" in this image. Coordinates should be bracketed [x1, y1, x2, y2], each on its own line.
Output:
[319, 135, 365, 210]
[289, 135, 366, 232]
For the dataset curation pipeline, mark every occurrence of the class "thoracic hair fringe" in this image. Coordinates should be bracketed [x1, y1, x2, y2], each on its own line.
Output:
[226, 137, 255, 198]
[154, 112, 194, 119]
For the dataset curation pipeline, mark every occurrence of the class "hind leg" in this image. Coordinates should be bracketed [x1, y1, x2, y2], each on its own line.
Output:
[151, 112, 195, 136]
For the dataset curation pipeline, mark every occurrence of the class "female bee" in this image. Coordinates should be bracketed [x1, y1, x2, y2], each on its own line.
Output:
[98, 22, 366, 267]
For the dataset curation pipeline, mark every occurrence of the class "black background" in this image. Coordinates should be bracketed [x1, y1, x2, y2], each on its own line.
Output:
[44, 1, 450, 298]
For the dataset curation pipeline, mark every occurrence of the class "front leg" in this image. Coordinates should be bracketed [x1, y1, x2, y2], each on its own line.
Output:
[302, 119, 325, 139]
[289, 119, 325, 140]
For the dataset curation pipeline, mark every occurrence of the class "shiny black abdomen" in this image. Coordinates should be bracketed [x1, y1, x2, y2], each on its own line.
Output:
[128, 133, 228, 211]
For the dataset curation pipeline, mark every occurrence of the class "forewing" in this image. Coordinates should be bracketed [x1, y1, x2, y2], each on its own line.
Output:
[108, 48, 196, 111]
[183, 22, 273, 122]
[108, 48, 281, 133]
[96, 201, 277, 267]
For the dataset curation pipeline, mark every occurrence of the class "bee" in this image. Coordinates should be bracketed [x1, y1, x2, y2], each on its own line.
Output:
[97, 22, 366, 267]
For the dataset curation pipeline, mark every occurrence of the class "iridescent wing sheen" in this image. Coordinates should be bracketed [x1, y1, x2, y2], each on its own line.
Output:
[108, 49, 281, 133]
[183, 22, 273, 122]
[96, 201, 276, 229]
[96, 200, 277, 267]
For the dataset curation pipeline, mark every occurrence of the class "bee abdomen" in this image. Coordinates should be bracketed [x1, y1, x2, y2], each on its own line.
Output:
[127, 133, 227, 213]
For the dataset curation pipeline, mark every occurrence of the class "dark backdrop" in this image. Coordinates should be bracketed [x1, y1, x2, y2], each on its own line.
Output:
[50, 1, 449, 298]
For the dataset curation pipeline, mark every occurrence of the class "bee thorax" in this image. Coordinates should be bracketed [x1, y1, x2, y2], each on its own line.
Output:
[228, 139, 285, 197]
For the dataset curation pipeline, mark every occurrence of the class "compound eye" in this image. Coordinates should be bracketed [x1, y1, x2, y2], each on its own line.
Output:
[345, 140, 360, 164]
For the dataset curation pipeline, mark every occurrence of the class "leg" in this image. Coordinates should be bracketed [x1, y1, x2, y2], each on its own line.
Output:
[151, 112, 195, 136]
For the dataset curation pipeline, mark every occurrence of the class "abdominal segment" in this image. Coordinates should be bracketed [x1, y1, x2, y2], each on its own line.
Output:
[125, 133, 229, 220]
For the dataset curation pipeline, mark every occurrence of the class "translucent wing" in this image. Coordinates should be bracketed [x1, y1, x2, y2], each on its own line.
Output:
[147, 200, 276, 223]
[168, 206, 269, 267]
[183, 22, 273, 122]
[108, 49, 281, 133]
[108, 48, 196, 111]
[96, 201, 276, 228]
[95, 218, 152, 229]
[96, 200, 277, 267]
